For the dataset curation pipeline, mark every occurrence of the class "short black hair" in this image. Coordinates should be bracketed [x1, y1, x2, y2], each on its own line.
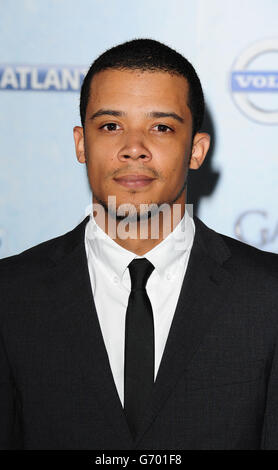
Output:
[80, 38, 205, 137]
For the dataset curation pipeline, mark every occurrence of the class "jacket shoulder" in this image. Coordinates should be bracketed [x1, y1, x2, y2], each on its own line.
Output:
[194, 216, 278, 278]
[0, 216, 89, 280]
[221, 232, 278, 275]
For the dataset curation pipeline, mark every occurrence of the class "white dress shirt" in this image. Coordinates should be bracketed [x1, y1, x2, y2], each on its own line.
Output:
[84, 208, 195, 408]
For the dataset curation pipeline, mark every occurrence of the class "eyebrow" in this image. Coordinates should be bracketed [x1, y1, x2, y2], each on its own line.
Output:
[89, 109, 125, 120]
[89, 109, 184, 123]
[146, 111, 184, 123]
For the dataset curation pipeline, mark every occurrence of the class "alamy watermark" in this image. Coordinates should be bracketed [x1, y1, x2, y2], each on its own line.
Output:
[84, 196, 193, 251]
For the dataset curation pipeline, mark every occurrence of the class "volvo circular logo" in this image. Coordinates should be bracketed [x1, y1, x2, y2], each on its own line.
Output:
[231, 39, 278, 124]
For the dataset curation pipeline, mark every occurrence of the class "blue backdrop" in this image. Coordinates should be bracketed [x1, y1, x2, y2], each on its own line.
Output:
[1, 0, 277, 258]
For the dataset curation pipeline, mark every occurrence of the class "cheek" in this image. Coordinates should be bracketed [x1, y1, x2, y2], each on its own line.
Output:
[161, 148, 188, 177]
[86, 131, 118, 154]
[156, 137, 188, 162]
[85, 138, 117, 171]
[163, 156, 188, 190]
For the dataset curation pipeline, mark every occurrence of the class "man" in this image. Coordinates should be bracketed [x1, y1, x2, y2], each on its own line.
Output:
[0, 38, 278, 450]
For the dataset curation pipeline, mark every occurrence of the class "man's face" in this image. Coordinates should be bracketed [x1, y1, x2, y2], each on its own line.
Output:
[74, 69, 209, 220]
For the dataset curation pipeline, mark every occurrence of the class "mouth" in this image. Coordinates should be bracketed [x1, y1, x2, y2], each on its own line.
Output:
[113, 174, 156, 189]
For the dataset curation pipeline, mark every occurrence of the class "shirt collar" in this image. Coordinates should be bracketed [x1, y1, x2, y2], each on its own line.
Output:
[85, 207, 195, 282]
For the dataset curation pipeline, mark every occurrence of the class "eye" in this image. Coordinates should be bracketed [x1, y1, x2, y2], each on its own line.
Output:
[100, 123, 121, 131]
[153, 124, 173, 133]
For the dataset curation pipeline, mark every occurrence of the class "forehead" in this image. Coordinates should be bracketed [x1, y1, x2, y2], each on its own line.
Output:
[87, 69, 190, 114]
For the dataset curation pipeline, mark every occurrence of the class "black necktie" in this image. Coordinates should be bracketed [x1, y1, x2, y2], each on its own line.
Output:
[124, 258, 155, 439]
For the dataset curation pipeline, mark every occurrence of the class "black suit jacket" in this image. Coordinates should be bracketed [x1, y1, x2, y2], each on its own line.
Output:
[1, 215, 278, 450]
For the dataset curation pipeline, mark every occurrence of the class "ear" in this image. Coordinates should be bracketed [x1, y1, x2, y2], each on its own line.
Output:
[73, 126, 86, 163]
[189, 132, 211, 170]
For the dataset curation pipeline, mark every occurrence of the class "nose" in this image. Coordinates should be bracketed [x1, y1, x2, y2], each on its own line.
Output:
[117, 131, 152, 162]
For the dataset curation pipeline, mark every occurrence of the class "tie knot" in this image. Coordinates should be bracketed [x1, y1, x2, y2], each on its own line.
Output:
[128, 258, 155, 291]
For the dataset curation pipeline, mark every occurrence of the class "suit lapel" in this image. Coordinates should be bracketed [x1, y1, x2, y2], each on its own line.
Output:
[133, 216, 234, 447]
[48, 215, 234, 449]
[48, 216, 134, 447]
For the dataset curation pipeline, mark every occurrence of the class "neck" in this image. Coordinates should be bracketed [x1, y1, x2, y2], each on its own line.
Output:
[92, 196, 187, 256]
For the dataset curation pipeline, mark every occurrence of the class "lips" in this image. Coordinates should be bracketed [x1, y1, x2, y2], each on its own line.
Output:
[114, 174, 155, 188]
[114, 174, 155, 182]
